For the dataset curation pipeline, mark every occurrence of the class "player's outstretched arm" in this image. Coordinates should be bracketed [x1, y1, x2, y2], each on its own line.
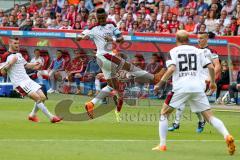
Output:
[104, 35, 124, 43]
[25, 62, 41, 70]
[76, 34, 90, 41]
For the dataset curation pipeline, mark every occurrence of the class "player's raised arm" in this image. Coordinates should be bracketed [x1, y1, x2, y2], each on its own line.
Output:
[76, 27, 93, 41]
[24, 62, 41, 70]
[76, 33, 91, 41]
[113, 26, 124, 43]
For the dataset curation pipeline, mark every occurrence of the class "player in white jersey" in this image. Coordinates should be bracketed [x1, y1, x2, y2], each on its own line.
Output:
[0, 37, 62, 123]
[168, 32, 221, 133]
[152, 30, 235, 155]
[76, 8, 165, 119]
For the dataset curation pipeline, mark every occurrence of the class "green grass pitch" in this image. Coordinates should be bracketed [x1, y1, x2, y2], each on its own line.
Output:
[0, 94, 239, 160]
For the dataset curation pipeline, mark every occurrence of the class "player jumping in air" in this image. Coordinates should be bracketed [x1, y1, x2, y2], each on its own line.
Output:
[168, 32, 221, 133]
[152, 30, 235, 155]
[76, 8, 165, 119]
[0, 37, 62, 123]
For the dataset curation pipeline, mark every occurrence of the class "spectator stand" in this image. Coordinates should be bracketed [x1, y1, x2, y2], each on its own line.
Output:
[0, 29, 239, 102]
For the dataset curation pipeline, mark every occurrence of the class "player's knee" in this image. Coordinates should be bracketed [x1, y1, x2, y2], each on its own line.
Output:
[34, 97, 42, 103]
[123, 62, 131, 71]
[161, 104, 173, 115]
[40, 95, 47, 102]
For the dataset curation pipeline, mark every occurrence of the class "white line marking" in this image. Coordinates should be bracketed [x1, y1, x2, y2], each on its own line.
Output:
[0, 139, 238, 142]
[214, 109, 240, 113]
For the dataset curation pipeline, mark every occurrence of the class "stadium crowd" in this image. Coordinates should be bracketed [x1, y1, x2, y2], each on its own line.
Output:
[0, 0, 239, 105]
[0, 0, 240, 36]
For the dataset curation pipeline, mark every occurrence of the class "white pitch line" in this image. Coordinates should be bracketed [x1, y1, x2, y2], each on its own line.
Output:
[0, 139, 239, 142]
[214, 109, 240, 113]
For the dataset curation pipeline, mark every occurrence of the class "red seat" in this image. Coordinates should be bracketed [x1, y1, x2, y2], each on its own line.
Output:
[0, 47, 6, 56]
[20, 48, 30, 62]
[0, 50, 8, 77]
[221, 84, 229, 90]
[30, 74, 38, 80]
[40, 50, 50, 70]
[61, 51, 71, 68]
[42, 75, 49, 80]
[100, 78, 107, 83]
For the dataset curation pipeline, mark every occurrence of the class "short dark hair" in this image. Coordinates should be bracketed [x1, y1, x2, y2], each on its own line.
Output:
[96, 8, 106, 14]
[152, 53, 158, 57]
[34, 48, 40, 52]
[198, 31, 208, 35]
[56, 50, 63, 53]
[208, 32, 215, 39]
[9, 36, 19, 40]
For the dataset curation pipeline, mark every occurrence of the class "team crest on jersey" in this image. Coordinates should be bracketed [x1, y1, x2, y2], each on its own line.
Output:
[103, 32, 112, 38]
[16, 54, 25, 64]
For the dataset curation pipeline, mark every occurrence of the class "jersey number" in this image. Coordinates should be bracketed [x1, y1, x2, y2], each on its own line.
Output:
[178, 54, 197, 71]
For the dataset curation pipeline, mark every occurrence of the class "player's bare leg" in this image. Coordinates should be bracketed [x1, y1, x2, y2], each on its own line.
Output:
[202, 109, 235, 155]
[152, 103, 175, 151]
[103, 53, 166, 84]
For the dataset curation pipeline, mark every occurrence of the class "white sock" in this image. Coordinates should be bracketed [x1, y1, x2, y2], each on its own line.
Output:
[95, 79, 101, 92]
[159, 115, 168, 146]
[196, 112, 204, 123]
[174, 109, 183, 124]
[36, 102, 54, 119]
[209, 116, 229, 139]
[91, 85, 113, 104]
[29, 102, 39, 117]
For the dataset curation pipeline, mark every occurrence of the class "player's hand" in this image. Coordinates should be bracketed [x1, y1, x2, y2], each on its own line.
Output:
[154, 85, 160, 94]
[205, 79, 210, 84]
[104, 36, 113, 42]
[209, 82, 217, 92]
[0, 69, 7, 76]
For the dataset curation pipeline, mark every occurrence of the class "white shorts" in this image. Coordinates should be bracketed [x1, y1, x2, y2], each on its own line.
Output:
[15, 79, 41, 96]
[165, 92, 211, 113]
[96, 54, 118, 79]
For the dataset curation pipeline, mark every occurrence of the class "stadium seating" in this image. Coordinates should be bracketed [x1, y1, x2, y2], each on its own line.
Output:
[40, 50, 50, 70]
[61, 51, 71, 68]
[20, 48, 30, 62]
